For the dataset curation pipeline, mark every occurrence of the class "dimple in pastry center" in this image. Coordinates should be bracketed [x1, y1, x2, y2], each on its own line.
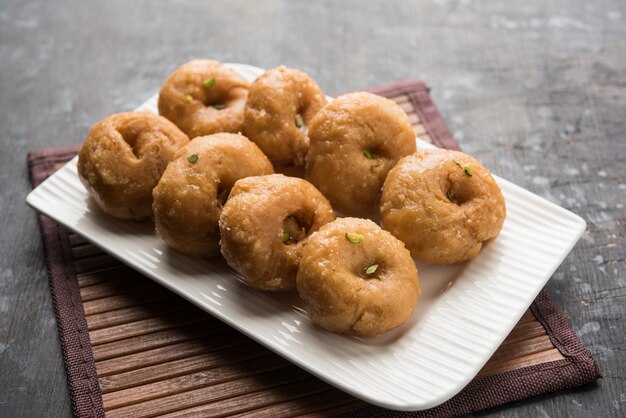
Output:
[281, 214, 311, 244]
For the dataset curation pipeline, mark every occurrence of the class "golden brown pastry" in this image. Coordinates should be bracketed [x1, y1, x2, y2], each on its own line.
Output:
[77, 112, 189, 220]
[152, 133, 273, 257]
[158, 60, 249, 138]
[219, 174, 335, 291]
[296, 217, 420, 337]
[305, 92, 416, 217]
[243, 66, 326, 169]
[381, 149, 506, 264]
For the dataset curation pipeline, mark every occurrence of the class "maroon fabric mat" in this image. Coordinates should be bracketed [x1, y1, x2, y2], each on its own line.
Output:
[29, 146, 105, 418]
[28, 80, 600, 417]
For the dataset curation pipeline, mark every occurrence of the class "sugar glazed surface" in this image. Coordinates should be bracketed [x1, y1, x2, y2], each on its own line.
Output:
[306, 91, 416, 217]
[297, 217, 420, 337]
[219, 174, 335, 291]
[381, 149, 506, 264]
[243, 66, 326, 169]
[77, 60, 506, 338]
[152, 133, 273, 257]
[158, 60, 250, 138]
[77, 112, 189, 220]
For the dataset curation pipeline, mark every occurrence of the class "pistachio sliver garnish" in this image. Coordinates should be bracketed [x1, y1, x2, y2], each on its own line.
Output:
[363, 149, 380, 160]
[295, 113, 304, 128]
[187, 154, 199, 163]
[203, 76, 216, 89]
[464, 166, 473, 176]
[345, 232, 365, 244]
[453, 159, 462, 168]
[185, 94, 194, 102]
[212, 103, 226, 109]
[446, 190, 455, 202]
[282, 231, 292, 243]
[364, 264, 379, 275]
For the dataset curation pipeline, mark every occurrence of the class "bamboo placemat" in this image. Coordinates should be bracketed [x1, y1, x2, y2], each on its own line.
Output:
[28, 80, 600, 418]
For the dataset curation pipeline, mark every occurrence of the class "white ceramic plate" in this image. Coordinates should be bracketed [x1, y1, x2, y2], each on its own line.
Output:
[26, 63, 586, 411]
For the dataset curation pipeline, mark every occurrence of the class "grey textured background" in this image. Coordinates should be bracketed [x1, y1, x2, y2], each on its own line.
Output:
[1, 0, 625, 417]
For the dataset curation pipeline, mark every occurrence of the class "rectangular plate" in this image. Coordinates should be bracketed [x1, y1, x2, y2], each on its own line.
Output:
[26, 63, 586, 411]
